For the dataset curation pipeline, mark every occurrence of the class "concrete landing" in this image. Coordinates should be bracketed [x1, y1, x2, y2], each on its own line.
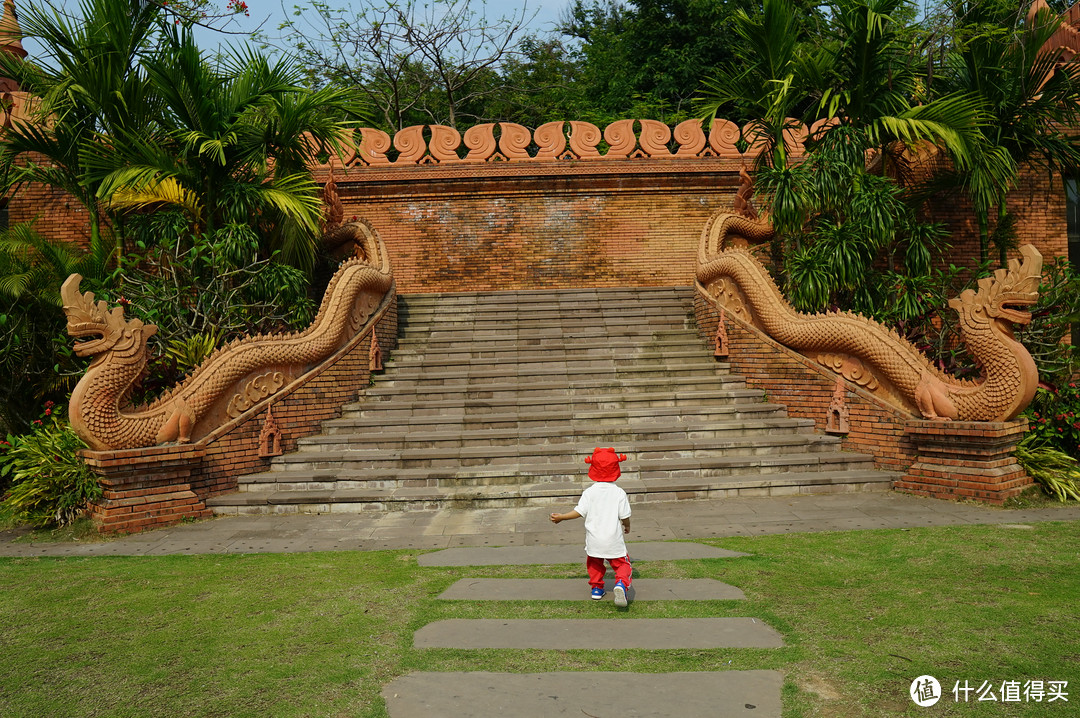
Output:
[437, 578, 745, 601]
[417, 540, 748, 566]
[413, 618, 784, 649]
[382, 670, 783, 717]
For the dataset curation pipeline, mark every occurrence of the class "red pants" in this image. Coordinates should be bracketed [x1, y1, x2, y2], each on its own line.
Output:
[586, 555, 632, 589]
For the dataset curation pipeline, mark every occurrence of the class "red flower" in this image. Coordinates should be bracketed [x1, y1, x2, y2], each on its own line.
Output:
[44, 400, 54, 408]
[44, 408, 51, 416]
[32, 419, 42, 426]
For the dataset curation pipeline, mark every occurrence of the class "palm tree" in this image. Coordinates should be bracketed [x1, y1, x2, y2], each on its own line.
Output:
[942, 0, 1080, 265]
[0, 0, 160, 264]
[90, 25, 364, 271]
[695, 0, 983, 315]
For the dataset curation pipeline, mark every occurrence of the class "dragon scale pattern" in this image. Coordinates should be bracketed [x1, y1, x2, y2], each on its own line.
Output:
[696, 213, 1042, 423]
[63, 221, 394, 451]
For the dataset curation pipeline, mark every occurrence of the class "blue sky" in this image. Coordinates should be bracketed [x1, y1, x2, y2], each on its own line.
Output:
[19, 1, 569, 63]
[192, 0, 567, 57]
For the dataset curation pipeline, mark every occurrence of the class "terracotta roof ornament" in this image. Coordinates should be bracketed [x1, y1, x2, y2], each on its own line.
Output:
[0, 0, 26, 60]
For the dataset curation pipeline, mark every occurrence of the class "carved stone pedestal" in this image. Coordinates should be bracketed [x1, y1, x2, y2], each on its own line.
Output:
[896, 420, 1031, 505]
[80, 444, 212, 533]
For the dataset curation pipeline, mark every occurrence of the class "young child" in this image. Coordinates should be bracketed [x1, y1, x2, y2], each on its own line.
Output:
[550, 447, 632, 607]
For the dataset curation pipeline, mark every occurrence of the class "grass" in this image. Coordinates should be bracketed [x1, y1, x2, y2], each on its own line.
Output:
[1, 522, 1078, 717]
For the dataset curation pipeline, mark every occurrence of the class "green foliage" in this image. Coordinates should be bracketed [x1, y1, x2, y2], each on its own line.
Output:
[101, 219, 315, 402]
[754, 126, 952, 315]
[1015, 258, 1080, 389]
[0, 224, 113, 433]
[165, 332, 221, 375]
[1014, 433, 1080, 502]
[0, 415, 101, 528]
[1024, 383, 1080, 460]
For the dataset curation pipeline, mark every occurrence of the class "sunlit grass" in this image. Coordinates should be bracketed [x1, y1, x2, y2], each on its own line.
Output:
[1, 522, 1077, 717]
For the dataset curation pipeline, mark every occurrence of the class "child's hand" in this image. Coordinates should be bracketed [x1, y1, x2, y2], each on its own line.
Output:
[550, 513, 561, 524]
[623, 524, 630, 534]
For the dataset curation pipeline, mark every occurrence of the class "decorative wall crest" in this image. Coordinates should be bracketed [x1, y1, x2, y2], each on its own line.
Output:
[313, 116, 838, 171]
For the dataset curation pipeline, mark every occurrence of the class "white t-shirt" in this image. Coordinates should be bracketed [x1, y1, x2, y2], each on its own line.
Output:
[574, 482, 632, 559]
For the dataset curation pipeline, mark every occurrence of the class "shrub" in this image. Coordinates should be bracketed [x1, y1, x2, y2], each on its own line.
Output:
[0, 414, 102, 528]
[1014, 433, 1080, 502]
[1024, 383, 1080, 461]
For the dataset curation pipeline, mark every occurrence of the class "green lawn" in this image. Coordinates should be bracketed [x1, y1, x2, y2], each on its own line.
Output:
[1, 522, 1077, 717]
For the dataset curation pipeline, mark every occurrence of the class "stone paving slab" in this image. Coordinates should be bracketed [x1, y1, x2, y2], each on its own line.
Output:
[382, 670, 782, 717]
[416, 540, 749, 566]
[413, 618, 784, 649]
[437, 578, 745, 601]
[4, 493, 1080, 557]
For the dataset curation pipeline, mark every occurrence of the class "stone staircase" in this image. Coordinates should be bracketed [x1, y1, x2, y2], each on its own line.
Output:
[206, 287, 895, 515]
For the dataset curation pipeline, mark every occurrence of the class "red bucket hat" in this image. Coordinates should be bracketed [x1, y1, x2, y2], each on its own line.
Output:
[586, 447, 626, 482]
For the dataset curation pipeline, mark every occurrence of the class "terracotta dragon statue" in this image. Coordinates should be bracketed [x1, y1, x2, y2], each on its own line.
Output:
[697, 212, 1042, 422]
[62, 221, 394, 451]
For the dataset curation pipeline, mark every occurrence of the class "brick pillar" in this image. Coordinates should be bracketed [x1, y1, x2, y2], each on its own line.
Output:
[80, 445, 212, 533]
[896, 420, 1031, 505]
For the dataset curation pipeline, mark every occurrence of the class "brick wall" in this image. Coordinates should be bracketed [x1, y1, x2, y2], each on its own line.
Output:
[321, 161, 741, 294]
[923, 166, 1068, 269]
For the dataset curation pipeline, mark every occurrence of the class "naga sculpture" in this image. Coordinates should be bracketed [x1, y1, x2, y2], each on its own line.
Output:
[62, 221, 394, 451]
[697, 212, 1042, 422]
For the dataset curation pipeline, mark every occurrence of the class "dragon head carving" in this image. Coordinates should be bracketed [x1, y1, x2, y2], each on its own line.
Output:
[948, 245, 1043, 329]
[61, 274, 157, 364]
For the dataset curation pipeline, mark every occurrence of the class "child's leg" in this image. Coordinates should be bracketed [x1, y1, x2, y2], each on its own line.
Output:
[586, 556, 607, 589]
[609, 555, 632, 587]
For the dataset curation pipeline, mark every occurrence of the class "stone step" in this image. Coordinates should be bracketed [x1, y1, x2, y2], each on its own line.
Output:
[358, 386, 764, 408]
[256, 457, 879, 486]
[323, 405, 797, 434]
[437, 578, 746, 601]
[305, 417, 817, 448]
[398, 302, 693, 323]
[291, 425, 838, 453]
[417, 541, 749, 566]
[399, 285, 694, 305]
[269, 437, 850, 471]
[412, 618, 785, 649]
[394, 331, 705, 354]
[382, 671, 782, 718]
[386, 346, 712, 367]
[208, 469, 893, 512]
[376, 360, 732, 386]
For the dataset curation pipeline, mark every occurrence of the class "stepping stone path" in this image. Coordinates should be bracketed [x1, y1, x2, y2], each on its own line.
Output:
[383, 541, 784, 717]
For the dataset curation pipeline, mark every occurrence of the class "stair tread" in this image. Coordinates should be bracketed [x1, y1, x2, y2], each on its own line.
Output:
[210, 469, 898, 505]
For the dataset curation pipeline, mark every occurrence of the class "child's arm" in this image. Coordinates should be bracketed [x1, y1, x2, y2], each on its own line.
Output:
[621, 517, 630, 534]
[550, 510, 581, 524]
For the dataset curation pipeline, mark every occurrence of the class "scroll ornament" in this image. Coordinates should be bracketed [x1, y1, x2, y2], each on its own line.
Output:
[62, 221, 394, 451]
[696, 212, 1042, 422]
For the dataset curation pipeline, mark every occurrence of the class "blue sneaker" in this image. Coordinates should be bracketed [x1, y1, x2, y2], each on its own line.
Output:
[590, 587, 605, 600]
[613, 581, 628, 607]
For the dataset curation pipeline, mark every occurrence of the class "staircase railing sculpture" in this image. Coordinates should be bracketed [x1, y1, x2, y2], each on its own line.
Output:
[62, 220, 395, 451]
[695, 212, 1042, 423]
